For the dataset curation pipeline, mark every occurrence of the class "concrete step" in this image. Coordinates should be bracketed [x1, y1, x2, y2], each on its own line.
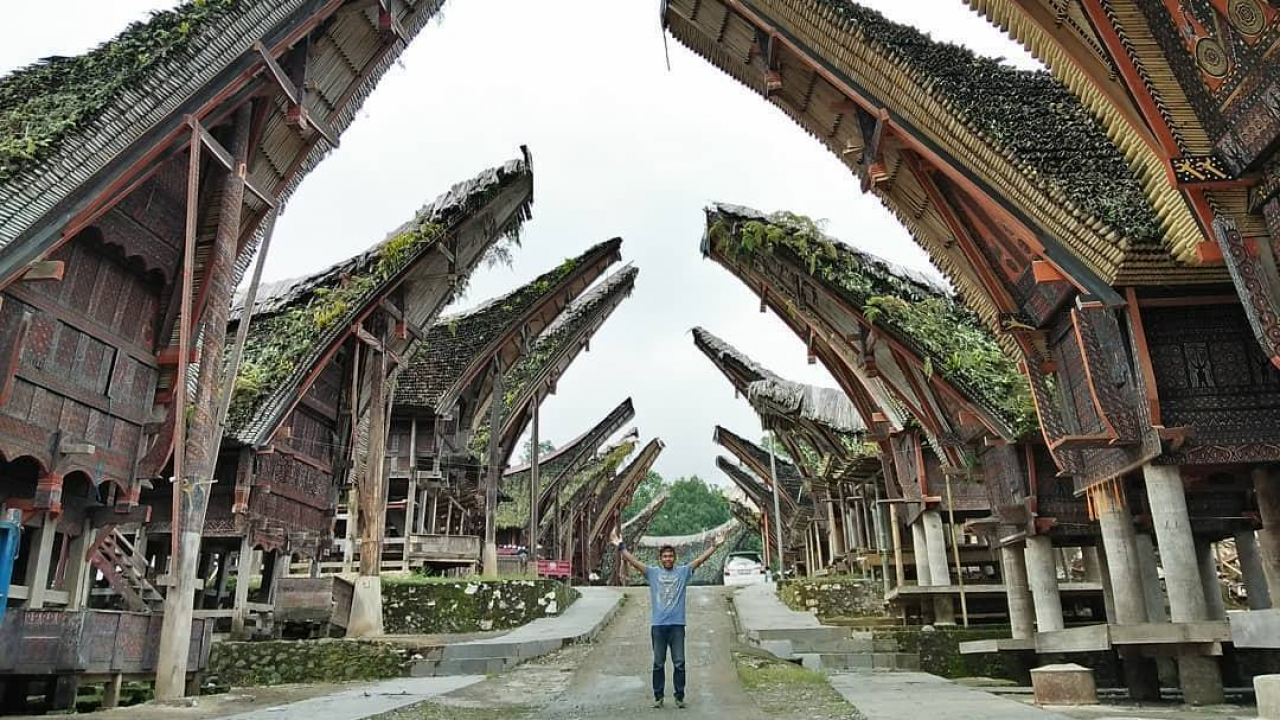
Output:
[750, 626, 849, 653]
[797, 652, 920, 672]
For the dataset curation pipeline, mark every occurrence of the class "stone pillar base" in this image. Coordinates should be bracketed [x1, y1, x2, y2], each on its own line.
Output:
[1257, 674, 1280, 720]
[346, 575, 384, 638]
[1030, 663, 1097, 705]
[1177, 652, 1224, 706]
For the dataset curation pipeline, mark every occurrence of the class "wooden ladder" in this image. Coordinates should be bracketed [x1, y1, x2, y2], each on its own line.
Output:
[87, 527, 164, 612]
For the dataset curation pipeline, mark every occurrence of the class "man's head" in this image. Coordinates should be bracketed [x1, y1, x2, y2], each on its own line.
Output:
[659, 545, 677, 570]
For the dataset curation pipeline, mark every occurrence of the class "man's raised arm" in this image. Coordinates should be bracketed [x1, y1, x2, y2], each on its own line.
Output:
[610, 527, 648, 573]
[689, 531, 727, 570]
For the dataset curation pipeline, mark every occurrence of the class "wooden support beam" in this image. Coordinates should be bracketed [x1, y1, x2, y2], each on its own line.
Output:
[1032, 260, 1067, 284]
[17, 261, 65, 282]
[192, 122, 277, 207]
[1195, 241, 1225, 264]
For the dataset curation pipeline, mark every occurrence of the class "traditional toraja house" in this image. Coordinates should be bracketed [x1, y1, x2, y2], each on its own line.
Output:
[550, 434, 638, 581]
[700, 207, 1066, 626]
[694, 326, 881, 580]
[473, 264, 640, 574]
[496, 398, 636, 559]
[197, 155, 532, 639]
[667, 0, 1280, 701]
[711, 427, 808, 566]
[376, 240, 625, 574]
[0, 0, 446, 704]
[717, 457, 798, 575]
[581, 437, 666, 582]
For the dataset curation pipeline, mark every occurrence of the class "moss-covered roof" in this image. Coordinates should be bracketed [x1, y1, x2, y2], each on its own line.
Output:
[706, 204, 1035, 437]
[806, 0, 1160, 246]
[225, 156, 533, 444]
[0, 0, 238, 183]
[503, 398, 635, 503]
[497, 438, 635, 531]
[395, 239, 622, 413]
[470, 264, 639, 457]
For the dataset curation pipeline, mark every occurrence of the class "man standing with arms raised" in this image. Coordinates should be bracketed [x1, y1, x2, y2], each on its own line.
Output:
[610, 526, 726, 709]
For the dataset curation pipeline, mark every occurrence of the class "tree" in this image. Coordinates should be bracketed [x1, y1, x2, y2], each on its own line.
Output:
[623, 470, 666, 521]
[519, 438, 556, 465]
[646, 476, 731, 536]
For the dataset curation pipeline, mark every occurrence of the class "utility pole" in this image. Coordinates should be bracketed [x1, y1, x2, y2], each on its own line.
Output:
[768, 431, 784, 578]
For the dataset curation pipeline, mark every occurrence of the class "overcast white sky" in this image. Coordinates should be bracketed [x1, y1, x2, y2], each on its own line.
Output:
[1, 1, 1036, 486]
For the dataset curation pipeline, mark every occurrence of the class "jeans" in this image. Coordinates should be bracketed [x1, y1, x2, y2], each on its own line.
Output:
[651, 624, 686, 700]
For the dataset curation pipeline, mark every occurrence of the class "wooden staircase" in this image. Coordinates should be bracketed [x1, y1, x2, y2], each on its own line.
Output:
[88, 527, 164, 612]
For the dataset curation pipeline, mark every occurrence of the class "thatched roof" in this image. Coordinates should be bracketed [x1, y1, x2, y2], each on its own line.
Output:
[226, 155, 533, 444]
[497, 436, 636, 531]
[745, 379, 864, 435]
[471, 264, 639, 459]
[394, 239, 622, 413]
[1, 0, 445, 278]
[705, 204, 1035, 437]
[503, 398, 635, 510]
[712, 425, 803, 501]
[663, 0, 1206, 287]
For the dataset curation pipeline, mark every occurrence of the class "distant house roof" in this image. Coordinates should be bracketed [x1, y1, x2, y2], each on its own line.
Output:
[226, 155, 533, 445]
[713, 425, 803, 501]
[394, 239, 623, 414]
[471, 264, 640, 459]
[705, 204, 1034, 437]
[0, 0, 445, 278]
[497, 436, 636, 531]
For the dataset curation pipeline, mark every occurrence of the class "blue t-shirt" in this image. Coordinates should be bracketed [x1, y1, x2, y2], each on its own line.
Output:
[645, 564, 693, 626]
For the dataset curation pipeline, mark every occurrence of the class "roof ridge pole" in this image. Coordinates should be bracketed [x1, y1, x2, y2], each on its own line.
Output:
[769, 431, 785, 578]
[156, 105, 252, 701]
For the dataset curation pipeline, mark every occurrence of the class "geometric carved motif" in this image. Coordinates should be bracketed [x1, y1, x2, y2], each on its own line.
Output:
[1137, 0, 1280, 170]
[1145, 301, 1280, 463]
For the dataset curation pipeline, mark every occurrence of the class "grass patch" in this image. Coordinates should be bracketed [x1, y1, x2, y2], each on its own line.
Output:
[380, 573, 536, 586]
[736, 656, 829, 690]
[734, 651, 864, 720]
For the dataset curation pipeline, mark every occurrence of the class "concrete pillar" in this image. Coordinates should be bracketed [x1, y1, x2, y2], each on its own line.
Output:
[1195, 539, 1226, 620]
[1142, 463, 1224, 706]
[890, 505, 905, 588]
[1001, 543, 1035, 640]
[1257, 468, 1280, 604]
[1144, 464, 1207, 622]
[230, 535, 256, 639]
[922, 511, 950, 585]
[911, 520, 932, 586]
[1237, 530, 1273, 609]
[921, 510, 955, 624]
[1094, 485, 1149, 625]
[1135, 533, 1169, 622]
[1024, 535, 1064, 632]
[1084, 546, 1117, 624]
[23, 515, 57, 609]
[64, 523, 94, 610]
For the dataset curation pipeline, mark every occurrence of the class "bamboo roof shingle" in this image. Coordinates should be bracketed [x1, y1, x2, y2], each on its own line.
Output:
[394, 239, 623, 413]
[705, 203, 1035, 438]
[226, 155, 534, 445]
[0, 0, 446, 278]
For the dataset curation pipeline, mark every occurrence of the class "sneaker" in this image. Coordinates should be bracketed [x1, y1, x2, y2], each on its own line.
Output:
[652, 698, 664, 709]
[675, 698, 687, 709]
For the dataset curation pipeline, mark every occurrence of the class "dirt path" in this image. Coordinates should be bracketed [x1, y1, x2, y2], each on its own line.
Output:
[531, 585, 765, 719]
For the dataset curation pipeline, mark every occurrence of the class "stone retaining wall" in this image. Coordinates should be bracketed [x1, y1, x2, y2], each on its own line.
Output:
[382, 577, 578, 635]
[778, 577, 888, 620]
[208, 639, 416, 687]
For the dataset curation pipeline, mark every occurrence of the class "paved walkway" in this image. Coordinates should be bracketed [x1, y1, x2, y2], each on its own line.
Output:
[732, 582, 825, 633]
[211, 676, 481, 720]
[828, 672, 1073, 720]
[536, 585, 766, 719]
